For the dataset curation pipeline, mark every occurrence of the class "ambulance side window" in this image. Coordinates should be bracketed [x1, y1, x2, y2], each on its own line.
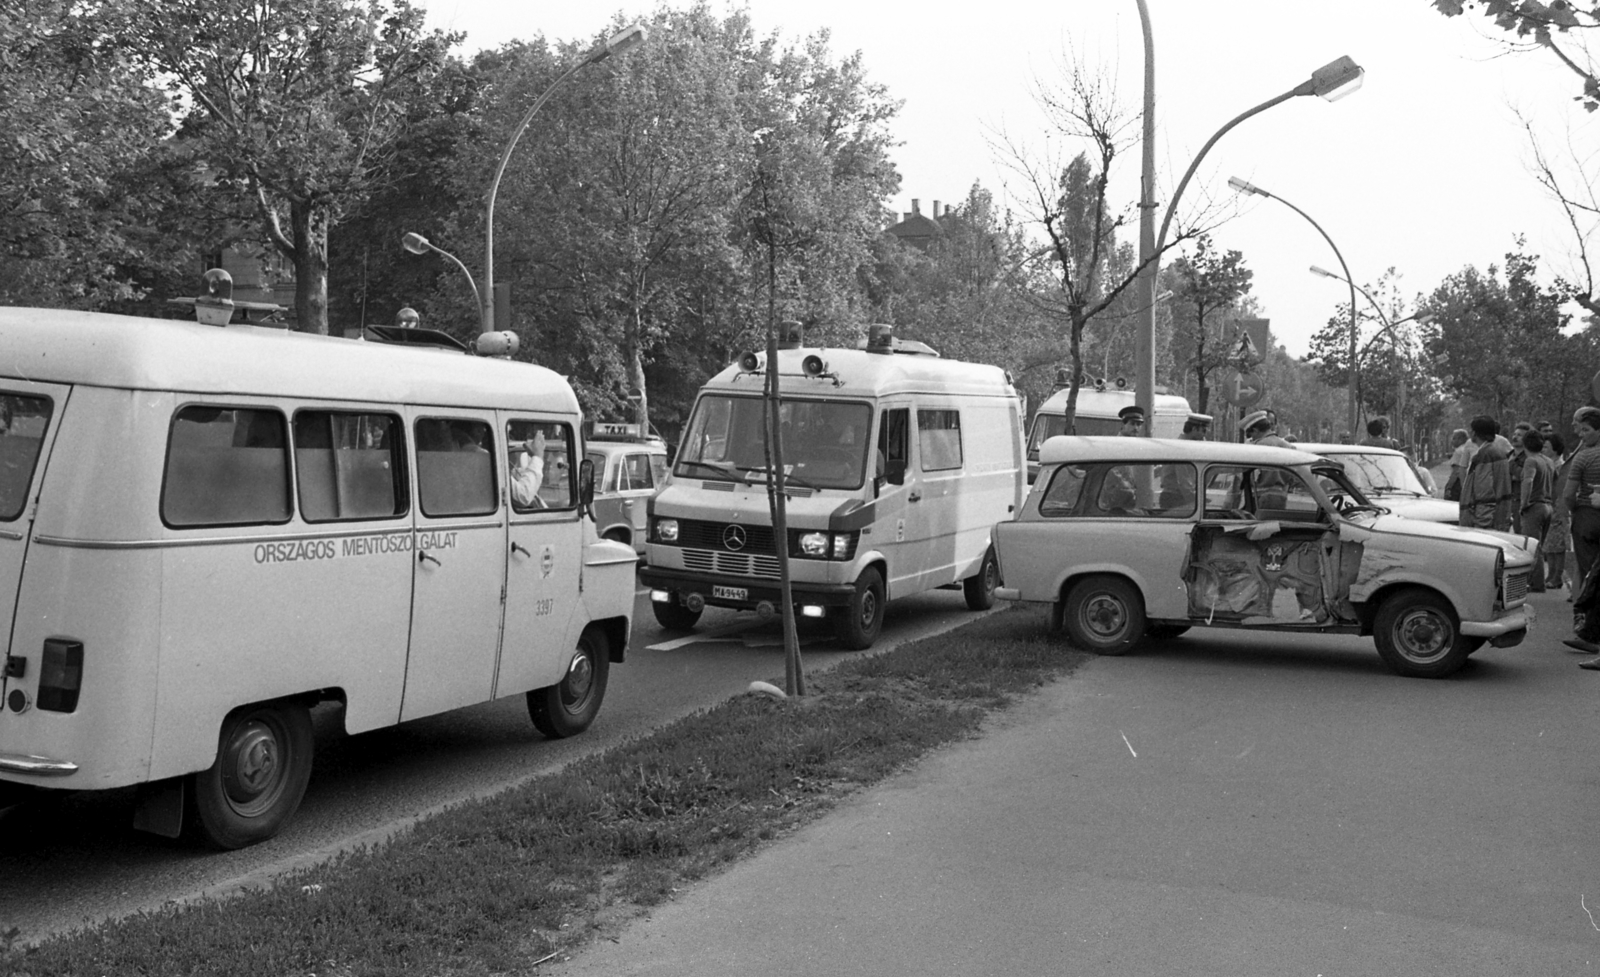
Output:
[163, 406, 292, 527]
[0, 393, 52, 522]
[415, 417, 498, 517]
[293, 411, 407, 522]
[916, 409, 963, 472]
[506, 420, 575, 512]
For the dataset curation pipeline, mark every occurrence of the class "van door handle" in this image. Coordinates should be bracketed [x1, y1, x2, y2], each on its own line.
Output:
[908, 490, 922, 502]
[418, 551, 442, 566]
[511, 541, 531, 558]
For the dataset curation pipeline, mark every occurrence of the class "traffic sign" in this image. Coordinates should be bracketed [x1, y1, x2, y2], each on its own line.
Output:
[1220, 370, 1264, 408]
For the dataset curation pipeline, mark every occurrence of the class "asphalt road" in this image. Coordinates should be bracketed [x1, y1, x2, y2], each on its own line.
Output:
[0, 586, 990, 944]
[551, 587, 1600, 976]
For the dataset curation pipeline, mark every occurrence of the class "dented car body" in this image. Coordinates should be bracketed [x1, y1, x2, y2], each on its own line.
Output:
[993, 437, 1537, 678]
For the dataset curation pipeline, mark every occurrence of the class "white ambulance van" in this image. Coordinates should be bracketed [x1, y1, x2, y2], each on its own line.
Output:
[639, 325, 1025, 649]
[0, 291, 637, 848]
[1025, 378, 1193, 482]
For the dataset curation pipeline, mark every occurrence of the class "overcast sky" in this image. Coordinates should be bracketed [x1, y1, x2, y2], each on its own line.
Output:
[420, 0, 1593, 358]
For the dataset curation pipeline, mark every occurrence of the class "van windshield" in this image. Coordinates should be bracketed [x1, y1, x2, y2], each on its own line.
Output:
[677, 394, 872, 490]
[1028, 412, 1120, 455]
[0, 393, 52, 521]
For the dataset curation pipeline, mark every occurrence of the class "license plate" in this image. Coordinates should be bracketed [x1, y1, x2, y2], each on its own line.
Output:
[712, 585, 748, 601]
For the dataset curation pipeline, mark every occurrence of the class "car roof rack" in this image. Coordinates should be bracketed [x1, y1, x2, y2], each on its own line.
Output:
[361, 325, 469, 352]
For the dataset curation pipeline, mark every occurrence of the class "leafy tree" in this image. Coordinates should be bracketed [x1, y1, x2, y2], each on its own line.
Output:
[1419, 246, 1570, 419]
[0, 0, 177, 307]
[1433, 0, 1600, 111]
[1167, 235, 1254, 414]
[126, 0, 459, 334]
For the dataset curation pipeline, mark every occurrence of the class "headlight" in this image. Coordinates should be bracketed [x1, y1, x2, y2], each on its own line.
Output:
[832, 534, 851, 559]
[655, 518, 679, 543]
[798, 531, 829, 557]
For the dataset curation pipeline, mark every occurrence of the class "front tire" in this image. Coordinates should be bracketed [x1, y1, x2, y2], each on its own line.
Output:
[529, 628, 611, 738]
[832, 567, 886, 650]
[1373, 587, 1473, 678]
[189, 701, 313, 850]
[963, 546, 999, 611]
[652, 594, 702, 631]
[1061, 575, 1146, 656]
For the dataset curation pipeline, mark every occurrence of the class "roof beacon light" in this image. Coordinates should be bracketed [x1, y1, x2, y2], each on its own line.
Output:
[473, 331, 520, 358]
[737, 350, 763, 373]
[801, 354, 828, 377]
[1115, 376, 1128, 390]
[778, 320, 805, 350]
[866, 323, 894, 354]
[194, 268, 235, 327]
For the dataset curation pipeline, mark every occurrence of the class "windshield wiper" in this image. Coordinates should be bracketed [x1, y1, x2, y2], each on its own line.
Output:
[740, 466, 819, 491]
[678, 459, 741, 480]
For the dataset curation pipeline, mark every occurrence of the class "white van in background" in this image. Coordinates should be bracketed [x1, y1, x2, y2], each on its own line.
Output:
[640, 325, 1025, 649]
[0, 286, 637, 848]
[1026, 379, 1193, 482]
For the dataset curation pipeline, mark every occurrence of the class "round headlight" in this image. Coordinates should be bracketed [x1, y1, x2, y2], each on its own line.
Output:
[656, 518, 679, 543]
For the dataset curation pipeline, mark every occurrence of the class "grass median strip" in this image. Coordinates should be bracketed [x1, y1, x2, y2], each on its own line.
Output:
[5, 605, 1087, 976]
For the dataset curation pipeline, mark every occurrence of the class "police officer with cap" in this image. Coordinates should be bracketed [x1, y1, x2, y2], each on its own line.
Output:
[1182, 412, 1212, 441]
[1240, 409, 1292, 448]
[1117, 404, 1146, 436]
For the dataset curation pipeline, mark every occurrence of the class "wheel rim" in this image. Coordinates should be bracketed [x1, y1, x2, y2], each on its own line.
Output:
[1081, 591, 1128, 641]
[560, 645, 597, 715]
[1393, 606, 1454, 663]
[858, 586, 880, 629]
[982, 558, 998, 595]
[220, 716, 288, 817]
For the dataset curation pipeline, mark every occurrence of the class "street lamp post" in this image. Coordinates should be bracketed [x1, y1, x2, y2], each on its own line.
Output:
[1307, 262, 1434, 444]
[1226, 177, 1361, 439]
[401, 232, 482, 313]
[1131, 30, 1363, 430]
[480, 24, 647, 334]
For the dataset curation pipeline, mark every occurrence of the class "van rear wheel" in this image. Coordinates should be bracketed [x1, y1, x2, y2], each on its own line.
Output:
[529, 627, 611, 738]
[832, 567, 885, 650]
[189, 700, 313, 850]
[963, 546, 999, 611]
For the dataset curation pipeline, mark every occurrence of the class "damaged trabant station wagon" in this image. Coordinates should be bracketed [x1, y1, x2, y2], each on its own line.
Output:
[993, 437, 1537, 678]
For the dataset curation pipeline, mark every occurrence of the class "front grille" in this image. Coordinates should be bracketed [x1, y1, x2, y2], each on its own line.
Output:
[1502, 568, 1529, 607]
[683, 549, 781, 579]
[676, 518, 777, 555]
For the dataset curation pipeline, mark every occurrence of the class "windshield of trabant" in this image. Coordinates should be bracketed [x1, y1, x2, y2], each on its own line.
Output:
[676, 394, 873, 490]
[1320, 451, 1429, 497]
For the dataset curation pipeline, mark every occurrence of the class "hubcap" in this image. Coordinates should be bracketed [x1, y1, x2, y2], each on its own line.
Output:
[222, 718, 283, 814]
[1083, 594, 1127, 639]
[561, 648, 595, 713]
[859, 589, 878, 627]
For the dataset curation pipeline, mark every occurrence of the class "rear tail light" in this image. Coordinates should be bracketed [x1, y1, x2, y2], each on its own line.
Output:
[37, 639, 83, 713]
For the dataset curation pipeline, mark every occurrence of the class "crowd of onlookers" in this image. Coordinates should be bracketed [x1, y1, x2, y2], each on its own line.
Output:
[1437, 408, 1600, 666]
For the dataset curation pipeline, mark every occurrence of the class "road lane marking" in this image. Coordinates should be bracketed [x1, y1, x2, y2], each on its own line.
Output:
[1120, 730, 1137, 758]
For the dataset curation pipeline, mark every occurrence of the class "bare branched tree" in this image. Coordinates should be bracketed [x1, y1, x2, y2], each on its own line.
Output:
[1519, 112, 1600, 315]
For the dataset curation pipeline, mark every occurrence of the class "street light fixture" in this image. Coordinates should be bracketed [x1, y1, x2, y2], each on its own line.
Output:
[401, 232, 483, 314]
[1132, 44, 1364, 432]
[1227, 177, 1361, 439]
[480, 23, 648, 334]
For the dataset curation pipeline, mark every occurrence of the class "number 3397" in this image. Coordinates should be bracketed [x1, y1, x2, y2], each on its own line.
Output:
[534, 598, 555, 617]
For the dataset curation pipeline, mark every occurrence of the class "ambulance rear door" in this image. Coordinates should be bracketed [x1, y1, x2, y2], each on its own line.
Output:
[399, 410, 508, 722]
[0, 383, 70, 662]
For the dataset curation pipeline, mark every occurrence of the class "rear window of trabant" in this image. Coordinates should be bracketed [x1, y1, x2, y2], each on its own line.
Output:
[1039, 461, 1197, 519]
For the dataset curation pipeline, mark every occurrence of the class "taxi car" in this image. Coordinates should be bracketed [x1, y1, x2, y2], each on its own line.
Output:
[1295, 442, 1456, 524]
[586, 429, 669, 554]
[993, 437, 1537, 678]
